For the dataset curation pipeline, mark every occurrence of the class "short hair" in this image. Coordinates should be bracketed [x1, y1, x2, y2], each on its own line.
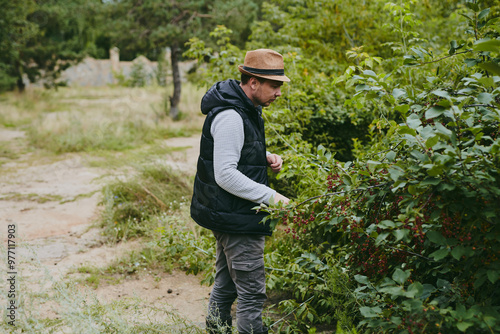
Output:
[241, 73, 266, 85]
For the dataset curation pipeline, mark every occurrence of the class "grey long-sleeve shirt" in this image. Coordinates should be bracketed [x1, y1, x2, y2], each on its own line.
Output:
[211, 109, 276, 205]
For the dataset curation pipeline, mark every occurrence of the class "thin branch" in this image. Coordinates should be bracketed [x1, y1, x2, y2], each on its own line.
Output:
[262, 113, 299, 153]
[265, 267, 326, 282]
[270, 296, 315, 328]
[170, 10, 189, 25]
[416, 50, 471, 65]
[464, 104, 496, 109]
[382, 244, 431, 261]
[294, 183, 391, 208]
[376, 140, 404, 162]
[141, 186, 167, 209]
[418, 192, 434, 212]
[194, 13, 213, 18]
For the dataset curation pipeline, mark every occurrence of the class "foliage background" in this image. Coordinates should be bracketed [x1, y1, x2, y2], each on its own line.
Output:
[186, 0, 500, 333]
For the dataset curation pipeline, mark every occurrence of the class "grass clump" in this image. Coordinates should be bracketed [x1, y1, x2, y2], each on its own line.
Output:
[72, 265, 122, 289]
[105, 223, 215, 280]
[100, 163, 193, 242]
[1, 192, 64, 203]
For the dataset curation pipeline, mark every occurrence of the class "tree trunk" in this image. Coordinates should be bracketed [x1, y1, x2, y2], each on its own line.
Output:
[16, 75, 25, 93]
[169, 43, 182, 120]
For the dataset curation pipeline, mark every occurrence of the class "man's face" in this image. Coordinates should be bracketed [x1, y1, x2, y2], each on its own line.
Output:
[252, 79, 283, 107]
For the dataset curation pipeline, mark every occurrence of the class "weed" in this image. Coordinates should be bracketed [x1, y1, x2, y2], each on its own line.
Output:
[100, 163, 193, 242]
[0, 192, 64, 203]
[71, 265, 121, 289]
[0, 142, 18, 160]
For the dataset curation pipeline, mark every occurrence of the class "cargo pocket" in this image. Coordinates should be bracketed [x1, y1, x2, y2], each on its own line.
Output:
[231, 258, 266, 293]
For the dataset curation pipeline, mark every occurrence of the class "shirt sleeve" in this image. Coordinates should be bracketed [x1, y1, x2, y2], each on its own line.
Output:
[211, 109, 277, 205]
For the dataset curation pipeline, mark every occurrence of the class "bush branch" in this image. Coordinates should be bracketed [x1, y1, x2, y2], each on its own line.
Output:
[295, 182, 391, 208]
[417, 50, 470, 65]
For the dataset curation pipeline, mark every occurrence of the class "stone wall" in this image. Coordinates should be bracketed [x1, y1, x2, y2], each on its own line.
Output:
[58, 47, 194, 87]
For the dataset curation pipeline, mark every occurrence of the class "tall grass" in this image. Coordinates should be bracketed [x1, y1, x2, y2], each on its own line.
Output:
[0, 84, 205, 153]
[100, 162, 193, 242]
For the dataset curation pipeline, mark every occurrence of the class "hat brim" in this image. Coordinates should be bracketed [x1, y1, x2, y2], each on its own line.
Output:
[238, 65, 290, 82]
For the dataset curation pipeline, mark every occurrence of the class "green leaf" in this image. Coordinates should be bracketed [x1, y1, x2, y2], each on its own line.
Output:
[375, 232, 390, 245]
[360, 306, 381, 318]
[406, 282, 423, 298]
[392, 88, 406, 99]
[425, 135, 439, 148]
[407, 114, 422, 129]
[464, 58, 479, 67]
[426, 164, 443, 177]
[401, 299, 423, 312]
[432, 90, 450, 99]
[430, 248, 449, 260]
[427, 231, 446, 245]
[411, 150, 429, 162]
[451, 246, 465, 260]
[363, 69, 377, 78]
[459, 13, 473, 23]
[487, 270, 499, 284]
[393, 228, 410, 242]
[393, 268, 410, 285]
[425, 106, 446, 119]
[473, 38, 500, 53]
[380, 286, 405, 296]
[395, 104, 410, 115]
[367, 160, 381, 173]
[354, 274, 370, 285]
[449, 40, 458, 55]
[385, 150, 397, 161]
[457, 321, 473, 332]
[421, 284, 436, 299]
[388, 166, 405, 181]
[434, 122, 452, 138]
[356, 84, 371, 92]
[477, 93, 494, 104]
[437, 279, 451, 289]
[421, 177, 440, 185]
[478, 61, 500, 76]
[379, 220, 396, 228]
[437, 99, 452, 108]
[478, 8, 490, 20]
[478, 76, 496, 88]
[398, 125, 416, 136]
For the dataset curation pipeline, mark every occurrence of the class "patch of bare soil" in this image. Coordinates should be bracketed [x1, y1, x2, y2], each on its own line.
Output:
[0, 128, 210, 328]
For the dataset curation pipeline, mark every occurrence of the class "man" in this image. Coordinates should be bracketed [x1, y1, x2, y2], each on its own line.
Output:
[190, 49, 290, 334]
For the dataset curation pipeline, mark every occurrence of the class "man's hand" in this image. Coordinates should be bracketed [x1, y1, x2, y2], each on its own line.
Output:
[267, 154, 283, 173]
[274, 192, 290, 205]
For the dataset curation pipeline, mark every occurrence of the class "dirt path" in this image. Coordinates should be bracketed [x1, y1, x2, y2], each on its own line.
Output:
[0, 129, 211, 328]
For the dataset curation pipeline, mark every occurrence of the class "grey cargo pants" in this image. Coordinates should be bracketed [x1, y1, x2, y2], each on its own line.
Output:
[207, 231, 268, 334]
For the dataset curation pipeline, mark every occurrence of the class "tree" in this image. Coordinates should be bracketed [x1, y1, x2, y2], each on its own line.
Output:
[0, 0, 103, 92]
[105, 0, 260, 120]
[0, 0, 37, 91]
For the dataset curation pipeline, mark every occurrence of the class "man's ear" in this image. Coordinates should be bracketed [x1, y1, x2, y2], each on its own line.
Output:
[248, 77, 260, 90]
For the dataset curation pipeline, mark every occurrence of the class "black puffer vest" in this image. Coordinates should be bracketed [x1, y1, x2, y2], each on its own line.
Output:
[190, 79, 271, 235]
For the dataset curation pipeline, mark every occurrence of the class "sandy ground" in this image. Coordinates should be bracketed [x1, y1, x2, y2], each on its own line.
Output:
[0, 128, 211, 328]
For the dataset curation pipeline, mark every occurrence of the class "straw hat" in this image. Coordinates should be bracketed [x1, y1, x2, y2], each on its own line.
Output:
[238, 49, 290, 82]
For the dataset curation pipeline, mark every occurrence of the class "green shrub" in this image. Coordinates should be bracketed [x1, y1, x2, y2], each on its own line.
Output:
[264, 3, 500, 333]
